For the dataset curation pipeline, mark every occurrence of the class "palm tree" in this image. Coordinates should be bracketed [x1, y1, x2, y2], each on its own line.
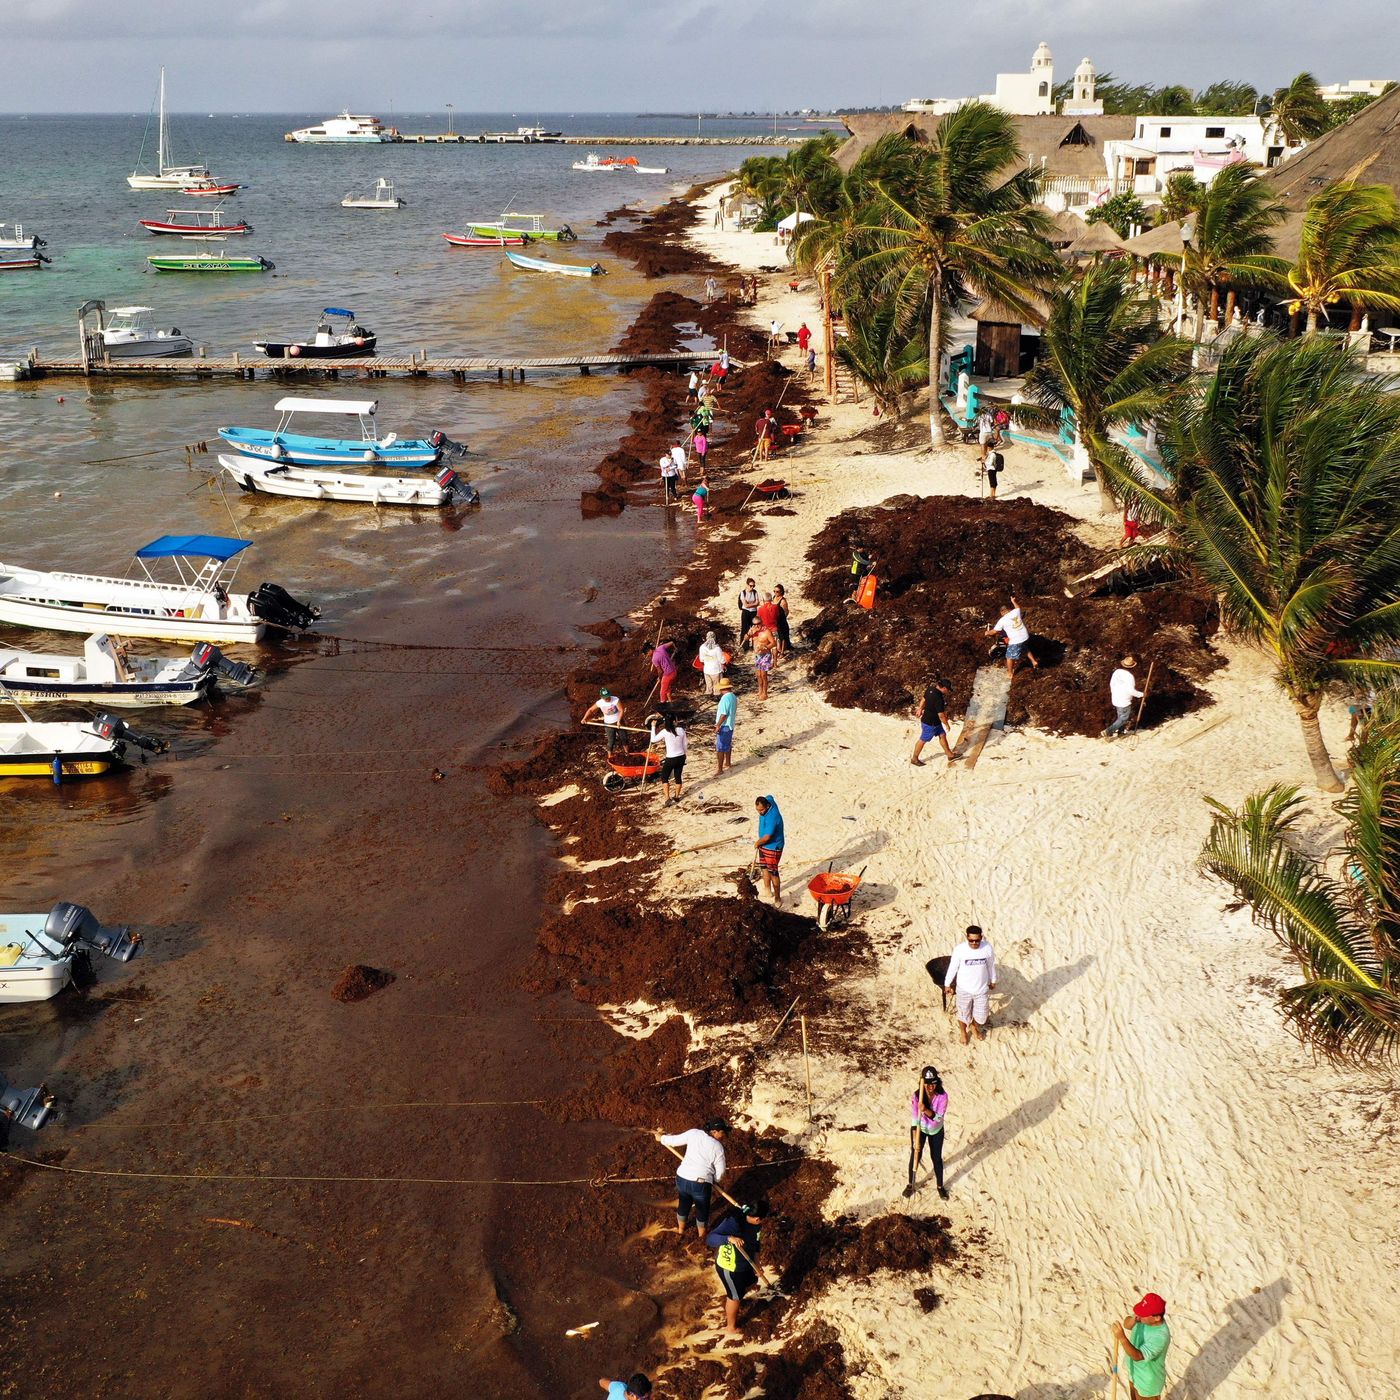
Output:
[1199, 696, 1400, 1062]
[834, 299, 928, 415]
[1153, 163, 1286, 338]
[1270, 72, 1330, 144]
[1137, 335, 1400, 790]
[1022, 261, 1190, 514]
[836, 103, 1061, 448]
[1286, 182, 1400, 332]
[1160, 172, 1206, 225]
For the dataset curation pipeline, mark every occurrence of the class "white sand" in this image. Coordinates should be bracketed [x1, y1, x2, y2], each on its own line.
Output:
[631, 184, 1400, 1397]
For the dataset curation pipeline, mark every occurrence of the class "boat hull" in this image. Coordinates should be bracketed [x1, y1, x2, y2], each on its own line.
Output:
[0, 962, 73, 1003]
[128, 174, 209, 190]
[342, 200, 404, 209]
[0, 258, 44, 272]
[0, 676, 210, 706]
[468, 223, 571, 242]
[505, 250, 602, 278]
[443, 233, 529, 247]
[141, 219, 251, 236]
[255, 337, 378, 360]
[218, 427, 441, 468]
[219, 455, 458, 507]
[103, 335, 194, 359]
[148, 255, 272, 273]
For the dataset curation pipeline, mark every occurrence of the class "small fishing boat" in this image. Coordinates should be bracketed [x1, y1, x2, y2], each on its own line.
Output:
[100, 305, 194, 359]
[342, 178, 405, 209]
[219, 454, 478, 508]
[0, 535, 318, 644]
[506, 248, 604, 278]
[467, 212, 575, 242]
[218, 396, 466, 469]
[255, 308, 376, 360]
[139, 207, 251, 236]
[182, 181, 241, 197]
[571, 153, 669, 175]
[147, 242, 272, 273]
[0, 902, 140, 1004]
[0, 634, 255, 707]
[0, 710, 162, 781]
[0, 223, 45, 250]
[572, 153, 624, 173]
[0, 254, 48, 272]
[443, 231, 530, 248]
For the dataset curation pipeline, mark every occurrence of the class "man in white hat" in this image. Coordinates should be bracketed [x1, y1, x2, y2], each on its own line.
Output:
[1103, 655, 1144, 739]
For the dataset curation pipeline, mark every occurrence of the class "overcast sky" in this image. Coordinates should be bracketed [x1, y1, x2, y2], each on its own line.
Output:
[5, 0, 1395, 112]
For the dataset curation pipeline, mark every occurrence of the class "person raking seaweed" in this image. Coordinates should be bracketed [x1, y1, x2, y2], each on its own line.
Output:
[1112, 1293, 1171, 1399]
[905, 1065, 949, 1199]
[707, 1197, 774, 1341]
[657, 1118, 729, 1242]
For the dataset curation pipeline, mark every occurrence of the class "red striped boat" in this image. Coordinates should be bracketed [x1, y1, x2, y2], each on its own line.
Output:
[182, 183, 241, 197]
[0, 255, 47, 272]
[140, 209, 251, 236]
[442, 232, 529, 248]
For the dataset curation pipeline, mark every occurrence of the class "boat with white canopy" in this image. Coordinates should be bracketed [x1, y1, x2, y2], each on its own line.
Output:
[220, 455, 478, 508]
[218, 397, 466, 469]
[0, 224, 46, 250]
[342, 178, 405, 209]
[0, 634, 255, 707]
[0, 902, 140, 1004]
[0, 535, 318, 644]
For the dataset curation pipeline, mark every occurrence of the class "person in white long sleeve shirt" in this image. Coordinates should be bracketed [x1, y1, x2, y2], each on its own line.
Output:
[944, 925, 997, 1043]
[1102, 654, 1144, 739]
[697, 631, 726, 697]
[658, 1117, 729, 1239]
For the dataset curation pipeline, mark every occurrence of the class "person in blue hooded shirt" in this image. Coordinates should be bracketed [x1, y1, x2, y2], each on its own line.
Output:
[754, 795, 784, 903]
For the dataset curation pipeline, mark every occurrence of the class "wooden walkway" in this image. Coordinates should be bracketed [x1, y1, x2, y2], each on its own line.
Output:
[27, 350, 711, 384]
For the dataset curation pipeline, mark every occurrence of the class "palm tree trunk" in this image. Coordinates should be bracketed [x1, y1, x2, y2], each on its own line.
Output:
[1306, 307, 1319, 334]
[1210, 287, 1220, 323]
[1224, 290, 1237, 324]
[928, 274, 946, 449]
[1295, 696, 1344, 792]
[1090, 450, 1117, 516]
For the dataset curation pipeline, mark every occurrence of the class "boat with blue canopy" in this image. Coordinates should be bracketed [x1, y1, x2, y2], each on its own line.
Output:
[218, 396, 467, 469]
[255, 308, 377, 360]
[505, 249, 605, 278]
[0, 534, 318, 644]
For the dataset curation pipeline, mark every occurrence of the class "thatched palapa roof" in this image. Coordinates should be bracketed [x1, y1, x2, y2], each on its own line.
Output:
[1259, 84, 1400, 209]
[1066, 220, 1129, 255]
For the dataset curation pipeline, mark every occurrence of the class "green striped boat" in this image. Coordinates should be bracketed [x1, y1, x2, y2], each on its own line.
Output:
[467, 212, 575, 243]
[148, 251, 273, 273]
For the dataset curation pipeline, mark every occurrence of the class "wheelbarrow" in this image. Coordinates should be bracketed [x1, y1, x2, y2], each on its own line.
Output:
[807, 863, 866, 929]
[754, 478, 790, 500]
[602, 749, 661, 792]
[779, 423, 803, 441]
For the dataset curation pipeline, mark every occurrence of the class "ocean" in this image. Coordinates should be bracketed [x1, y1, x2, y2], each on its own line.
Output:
[0, 111, 788, 1396]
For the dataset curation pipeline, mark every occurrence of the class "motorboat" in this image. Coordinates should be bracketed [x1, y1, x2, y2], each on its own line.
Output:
[0, 902, 140, 1004]
[0, 534, 318, 644]
[100, 305, 194, 359]
[0, 711, 162, 781]
[182, 181, 241, 197]
[286, 112, 395, 143]
[220, 454, 478, 507]
[128, 68, 226, 190]
[506, 249, 604, 278]
[0, 223, 45, 250]
[255, 308, 376, 360]
[218, 396, 467, 470]
[0, 634, 255, 707]
[443, 231, 530, 248]
[147, 242, 273, 273]
[139, 207, 251, 236]
[572, 153, 624, 173]
[571, 154, 669, 175]
[0, 254, 48, 272]
[479, 126, 563, 143]
[342, 178, 405, 209]
[466, 212, 575, 242]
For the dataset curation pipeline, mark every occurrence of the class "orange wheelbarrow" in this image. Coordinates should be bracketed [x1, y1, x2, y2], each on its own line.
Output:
[602, 749, 661, 792]
[807, 863, 866, 929]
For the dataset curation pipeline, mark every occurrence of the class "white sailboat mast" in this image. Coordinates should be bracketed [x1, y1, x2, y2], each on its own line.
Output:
[157, 68, 169, 175]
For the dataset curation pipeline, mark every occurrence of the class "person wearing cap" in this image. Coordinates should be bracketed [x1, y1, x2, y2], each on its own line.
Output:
[706, 1197, 772, 1340]
[715, 678, 738, 776]
[598, 1374, 651, 1400]
[658, 1119, 728, 1241]
[1103, 656, 1144, 739]
[908, 1066, 949, 1199]
[582, 688, 625, 753]
[1112, 1294, 1171, 1399]
[943, 925, 997, 1044]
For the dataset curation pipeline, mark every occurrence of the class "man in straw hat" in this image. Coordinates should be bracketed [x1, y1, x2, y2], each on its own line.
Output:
[714, 677, 738, 776]
[1112, 1292, 1171, 1398]
[1103, 655, 1145, 739]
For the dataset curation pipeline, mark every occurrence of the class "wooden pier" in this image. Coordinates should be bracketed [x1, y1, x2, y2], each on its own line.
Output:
[30, 349, 711, 385]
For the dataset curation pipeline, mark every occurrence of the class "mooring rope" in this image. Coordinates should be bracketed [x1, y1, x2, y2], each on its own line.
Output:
[67, 1099, 547, 1131]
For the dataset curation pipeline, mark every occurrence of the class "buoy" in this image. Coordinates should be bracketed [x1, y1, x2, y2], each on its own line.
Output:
[289, 345, 301, 357]
[53, 490, 62, 499]
[56, 396, 65, 403]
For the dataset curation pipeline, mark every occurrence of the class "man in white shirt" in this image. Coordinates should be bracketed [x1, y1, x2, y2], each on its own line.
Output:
[582, 687, 625, 752]
[670, 441, 688, 478]
[658, 1118, 729, 1239]
[1103, 654, 1144, 739]
[985, 592, 1040, 677]
[943, 925, 997, 1044]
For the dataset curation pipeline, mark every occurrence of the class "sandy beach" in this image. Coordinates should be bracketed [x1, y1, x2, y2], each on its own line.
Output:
[560, 185, 1400, 1397]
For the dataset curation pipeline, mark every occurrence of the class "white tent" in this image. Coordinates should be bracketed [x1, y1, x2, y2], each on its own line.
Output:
[776, 211, 817, 231]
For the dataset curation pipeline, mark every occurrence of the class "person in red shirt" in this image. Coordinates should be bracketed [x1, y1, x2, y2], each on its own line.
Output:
[756, 592, 782, 649]
[796, 323, 811, 353]
[754, 410, 774, 462]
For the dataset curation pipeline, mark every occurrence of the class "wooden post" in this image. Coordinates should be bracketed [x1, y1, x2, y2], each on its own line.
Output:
[800, 1015, 812, 1121]
[821, 265, 835, 399]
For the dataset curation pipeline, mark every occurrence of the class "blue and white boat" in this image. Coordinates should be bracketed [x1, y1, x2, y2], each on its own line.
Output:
[218, 396, 466, 469]
[505, 249, 605, 278]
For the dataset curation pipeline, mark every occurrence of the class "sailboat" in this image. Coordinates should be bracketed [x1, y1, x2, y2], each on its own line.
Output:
[127, 69, 218, 191]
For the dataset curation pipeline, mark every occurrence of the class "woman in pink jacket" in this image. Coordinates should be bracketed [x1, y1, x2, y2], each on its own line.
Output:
[907, 1065, 949, 1199]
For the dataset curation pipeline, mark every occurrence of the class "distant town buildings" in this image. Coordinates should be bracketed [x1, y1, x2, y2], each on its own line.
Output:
[1316, 78, 1391, 103]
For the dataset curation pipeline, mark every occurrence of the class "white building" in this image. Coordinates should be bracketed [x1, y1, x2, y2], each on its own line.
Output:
[1063, 57, 1104, 116]
[1103, 115, 1299, 197]
[1317, 78, 1391, 103]
[979, 41, 1057, 116]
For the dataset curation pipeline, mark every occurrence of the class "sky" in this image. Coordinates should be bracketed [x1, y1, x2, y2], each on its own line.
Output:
[4, 0, 1396, 112]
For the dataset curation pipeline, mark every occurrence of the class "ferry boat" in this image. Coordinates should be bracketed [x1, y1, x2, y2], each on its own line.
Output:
[285, 112, 396, 144]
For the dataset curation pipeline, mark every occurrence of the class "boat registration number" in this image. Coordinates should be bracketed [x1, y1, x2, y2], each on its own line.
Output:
[62, 762, 107, 775]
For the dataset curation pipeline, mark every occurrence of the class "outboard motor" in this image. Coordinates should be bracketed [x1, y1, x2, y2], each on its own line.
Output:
[435, 466, 480, 506]
[560, 224, 576, 242]
[182, 642, 257, 688]
[91, 713, 167, 755]
[0, 1074, 55, 1137]
[248, 582, 320, 632]
[44, 901, 140, 963]
[429, 430, 469, 461]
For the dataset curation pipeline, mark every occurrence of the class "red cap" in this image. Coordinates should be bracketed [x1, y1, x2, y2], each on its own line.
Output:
[1134, 1293, 1167, 1318]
